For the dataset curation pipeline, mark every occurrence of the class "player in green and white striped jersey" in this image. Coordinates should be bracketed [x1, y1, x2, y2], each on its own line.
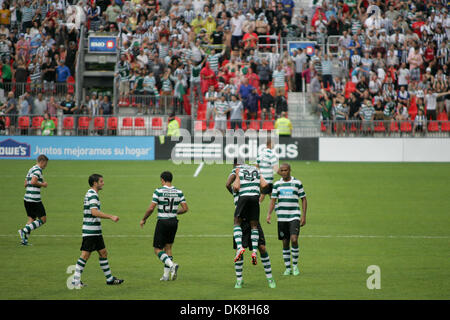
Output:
[226, 160, 276, 289]
[71, 174, 124, 288]
[230, 162, 269, 266]
[140, 171, 189, 281]
[267, 163, 308, 276]
[18, 155, 49, 246]
[256, 138, 279, 203]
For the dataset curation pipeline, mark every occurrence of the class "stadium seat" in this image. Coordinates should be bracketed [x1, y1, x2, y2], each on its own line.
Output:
[63, 117, 75, 133]
[321, 122, 326, 132]
[262, 121, 274, 131]
[197, 110, 206, 120]
[121, 117, 133, 134]
[437, 112, 448, 122]
[400, 121, 412, 133]
[441, 121, 450, 132]
[249, 121, 260, 130]
[31, 116, 44, 130]
[78, 116, 91, 135]
[428, 122, 439, 132]
[51, 116, 58, 128]
[107, 117, 118, 135]
[93, 117, 105, 132]
[4, 116, 10, 129]
[151, 117, 163, 130]
[134, 117, 146, 135]
[374, 122, 386, 133]
[18, 116, 30, 134]
[390, 121, 399, 132]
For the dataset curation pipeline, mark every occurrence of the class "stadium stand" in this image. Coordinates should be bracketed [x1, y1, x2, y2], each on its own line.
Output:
[0, 0, 449, 138]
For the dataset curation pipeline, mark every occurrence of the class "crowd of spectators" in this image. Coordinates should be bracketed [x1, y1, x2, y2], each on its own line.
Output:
[307, 0, 450, 136]
[109, 0, 306, 119]
[0, 0, 82, 129]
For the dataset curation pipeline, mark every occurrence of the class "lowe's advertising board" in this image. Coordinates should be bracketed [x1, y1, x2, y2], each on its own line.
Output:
[0, 137, 155, 160]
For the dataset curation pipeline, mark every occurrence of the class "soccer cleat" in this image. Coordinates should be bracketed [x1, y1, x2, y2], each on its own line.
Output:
[234, 247, 245, 262]
[160, 276, 169, 281]
[18, 230, 28, 245]
[283, 268, 291, 276]
[251, 251, 257, 265]
[268, 278, 276, 289]
[106, 277, 124, 285]
[72, 281, 86, 289]
[170, 263, 179, 281]
[293, 265, 300, 276]
[234, 280, 243, 289]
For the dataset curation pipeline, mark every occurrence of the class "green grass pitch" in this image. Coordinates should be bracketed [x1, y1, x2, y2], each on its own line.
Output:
[0, 160, 449, 300]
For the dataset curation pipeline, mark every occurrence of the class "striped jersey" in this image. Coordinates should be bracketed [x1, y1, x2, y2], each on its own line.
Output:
[82, 189, 102, 237]
[24, 165, 44, 202]
[207, 53, 222, 73]
[118, 61, 131, 82]
[271, 177, 306, 222]
[231, 164, 261, 197]
[256, 147, 278, 184]
[272, 69, 286, 88]
[152, 186, 186, 219]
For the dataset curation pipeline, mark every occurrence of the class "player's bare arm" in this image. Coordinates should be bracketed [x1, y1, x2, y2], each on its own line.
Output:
[141, 202, 157, 227]
[267, 198, 276, 224]
[226, 174, 236, 194]
[300, 197, 307, 227]
[177, 202, 189, 215]
[260, 175, 269, 189]
[232, 168, 240, 192]
[91, 207, 119, 222]
[30, 176, 48, 188]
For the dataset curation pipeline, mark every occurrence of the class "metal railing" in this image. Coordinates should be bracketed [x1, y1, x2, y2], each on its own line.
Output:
[2, 82, 75, 100]
[117, 94, 186, 115]
[0, 114, 170, 136]
[319, 120, 450, 137]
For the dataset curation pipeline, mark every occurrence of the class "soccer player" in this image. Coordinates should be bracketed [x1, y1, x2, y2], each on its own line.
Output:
[140, 171, 188, 281]
[226, 161, 276, 289]
[18, 154, 49, 246]
[72, 174, 124, 288]
[267, 163, 307, 276]
[256, 138, 279, 203]
[230, 160, 269, 266]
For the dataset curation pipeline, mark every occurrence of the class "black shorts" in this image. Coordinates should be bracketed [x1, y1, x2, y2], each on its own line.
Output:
[233, 220, 265, 250]
[278, 220, 301, 240]
[80, 235, 106, 252]
[24, 200, 46, 219]
[234, 196, 260, 222]
[261, 183, 273, 195]
[153, 218, 178, 249]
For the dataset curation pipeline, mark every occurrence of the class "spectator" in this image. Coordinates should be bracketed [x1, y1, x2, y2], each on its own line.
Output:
[260, 86, 275, 122]
[33, 93, 46, 115]
[46, 96, 58, 116]
[41, 112, 55, 136]
[56, 60, 71, 83]
[272, 64, 286, 96]
[214, 94, 230, 134]
[245, 87, 260, 127]
[100, 95, 112, 115]
[293, 48, 307, 92]
[59, 94, 78, 115]
[41, 56, 56, 93]
[274, 111, 292, 137]
[412, 108, 427, 137]
[359, 101, 376, 136]
[19, 93, 31, 115]
[205, 85, 217, 129]
[229, 94, 244, 130]
[88, 92, 100, 117]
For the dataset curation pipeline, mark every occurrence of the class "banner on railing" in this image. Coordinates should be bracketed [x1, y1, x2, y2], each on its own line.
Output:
[0, 136, 155, 160]
[88, 36, 117, 53]
[287, 41, 317, 56]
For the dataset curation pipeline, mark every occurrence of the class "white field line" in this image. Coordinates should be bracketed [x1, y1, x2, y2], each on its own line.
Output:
[0, 234, 449, 239]
[193, 162, 204, 178]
